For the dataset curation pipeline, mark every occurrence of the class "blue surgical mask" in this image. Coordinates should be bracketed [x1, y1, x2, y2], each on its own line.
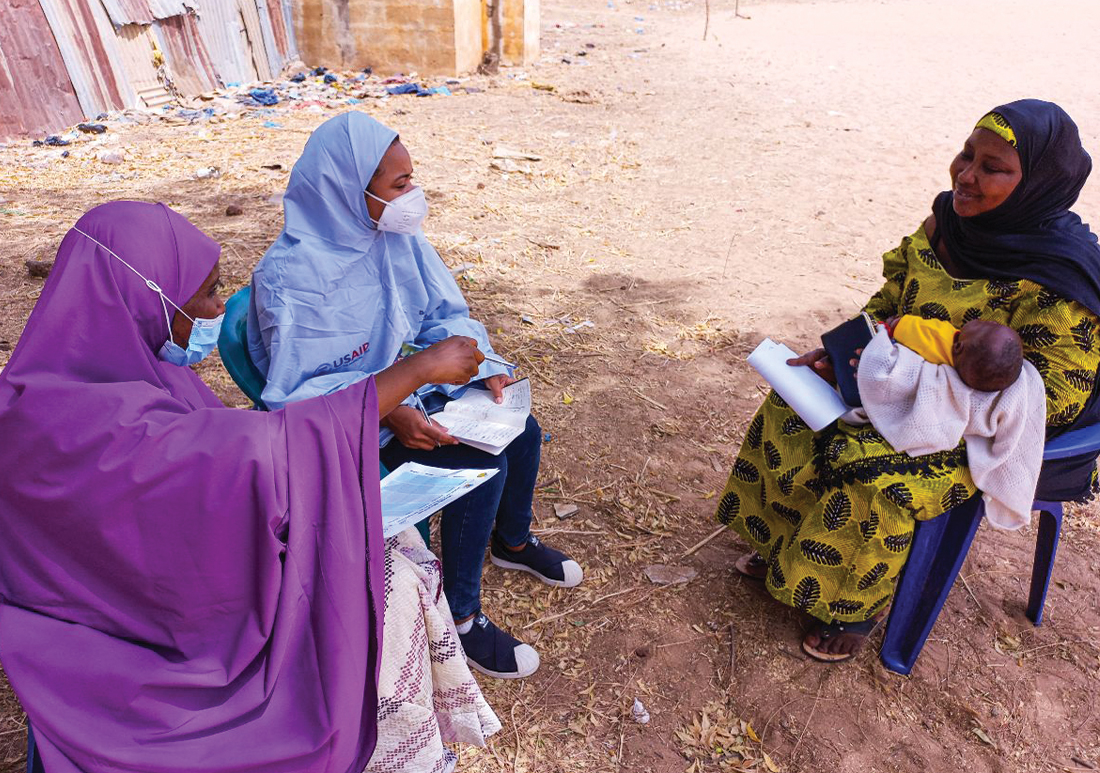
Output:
[157, 312, 224, 366]
[72, 226, 222, 366]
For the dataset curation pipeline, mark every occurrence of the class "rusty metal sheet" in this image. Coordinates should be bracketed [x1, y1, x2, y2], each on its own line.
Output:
[257, 0, 291, 71]
[37, 0, 133, 118]
[153, 12, 219, 95]
[192, 1, 258, 85]
[98, 0, 196, 27]
[236, 0, 273, 80]
[0, 0, 83, 137]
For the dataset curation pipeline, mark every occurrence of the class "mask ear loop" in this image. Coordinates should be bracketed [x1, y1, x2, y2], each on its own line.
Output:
[72, 227, 197, 333]
[364, 188, 389, 227]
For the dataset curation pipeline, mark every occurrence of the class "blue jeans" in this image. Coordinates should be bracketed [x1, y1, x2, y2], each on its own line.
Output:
[380, 413, 541, 620]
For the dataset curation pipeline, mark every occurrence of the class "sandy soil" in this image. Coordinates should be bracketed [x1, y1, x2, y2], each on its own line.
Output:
[2, 0, 1100, 771]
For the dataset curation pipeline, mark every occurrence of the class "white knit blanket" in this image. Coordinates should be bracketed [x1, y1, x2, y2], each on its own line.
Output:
[850, 329, 1046, 530]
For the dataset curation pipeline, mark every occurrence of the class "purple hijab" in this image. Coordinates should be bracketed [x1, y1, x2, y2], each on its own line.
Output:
[0, 201, 385, 773]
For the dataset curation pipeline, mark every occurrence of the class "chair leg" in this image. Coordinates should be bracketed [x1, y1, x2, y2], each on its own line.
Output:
[1027, 502, 1063, 626]
[881, 495, 984, 675]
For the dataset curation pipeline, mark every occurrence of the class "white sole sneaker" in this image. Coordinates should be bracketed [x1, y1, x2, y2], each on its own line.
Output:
[490, 555, 584, 588]
[466, 643, 540, 679]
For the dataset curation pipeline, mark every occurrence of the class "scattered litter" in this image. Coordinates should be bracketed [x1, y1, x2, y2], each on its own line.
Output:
[543, 432, 552, 442]
[262, 121, 282, 128]
[449, 262, 475, 278]
[249, 88, 279, 106]
[386, 83, 451, 97]
[492, 146, 542, 161]
[562, 391, 574, 405]
[489, 158, 533, 174]
[553, 503, 579, 520]
[289, 73, 306, 83]
[644, 564, 698, 585]
[44, 135, 71, 147]
[532, 82, 555, 92]
[193, 166, 221, 179]
[521, 315, 535, 325]
[631, 699, 651, 724]
[564, 320, 594, 334]
[76, 123, 107, 134]
[323, 73, 338, 84]
[25, 260, 52, 279]
[96, 149, 125, 164]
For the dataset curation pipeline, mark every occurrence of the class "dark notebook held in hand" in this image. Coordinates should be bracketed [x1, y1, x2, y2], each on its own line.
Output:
[820, 313, 877, 407]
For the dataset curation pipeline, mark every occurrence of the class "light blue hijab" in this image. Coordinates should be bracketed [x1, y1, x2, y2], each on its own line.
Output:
[249, 112, 506, 423]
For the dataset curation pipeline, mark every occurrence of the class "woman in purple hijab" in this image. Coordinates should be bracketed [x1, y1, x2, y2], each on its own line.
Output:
[0, 201, 495, 773]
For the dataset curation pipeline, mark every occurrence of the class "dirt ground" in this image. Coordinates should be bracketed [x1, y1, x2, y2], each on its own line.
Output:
[2, 0, 1100, 770]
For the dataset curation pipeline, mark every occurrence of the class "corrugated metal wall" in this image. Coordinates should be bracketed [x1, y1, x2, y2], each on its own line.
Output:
[0, 0, 83, 137]
[0, 0, 298, 139]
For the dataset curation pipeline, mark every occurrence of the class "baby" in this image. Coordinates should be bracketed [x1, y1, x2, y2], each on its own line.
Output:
[882, 315, 1024, 392]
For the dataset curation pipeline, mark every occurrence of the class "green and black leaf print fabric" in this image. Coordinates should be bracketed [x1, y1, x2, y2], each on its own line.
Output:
[719, 224, 1100, 624]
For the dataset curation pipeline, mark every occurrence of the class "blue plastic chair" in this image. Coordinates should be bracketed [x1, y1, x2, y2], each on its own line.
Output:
[217, 285, 268, 411]
[880, 422, 1100, 675]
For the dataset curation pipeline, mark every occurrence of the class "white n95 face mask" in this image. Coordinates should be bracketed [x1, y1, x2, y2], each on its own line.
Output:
[366, 186, 428, 234]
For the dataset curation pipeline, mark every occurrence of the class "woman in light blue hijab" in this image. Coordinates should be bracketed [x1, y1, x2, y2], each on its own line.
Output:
[250, 111, 583, 680]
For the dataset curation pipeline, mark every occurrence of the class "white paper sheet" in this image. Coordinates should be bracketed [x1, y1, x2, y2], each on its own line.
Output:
[746, 338, 851, 432]
[380, 463, 499, 538]
[431, 378, 531, 454]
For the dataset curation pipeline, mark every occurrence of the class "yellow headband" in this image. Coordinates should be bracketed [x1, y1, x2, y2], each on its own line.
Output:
[975, 111, 1017, 148]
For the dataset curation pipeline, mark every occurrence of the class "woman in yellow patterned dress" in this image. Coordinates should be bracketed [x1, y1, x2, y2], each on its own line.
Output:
[718, 100, 1100, 662]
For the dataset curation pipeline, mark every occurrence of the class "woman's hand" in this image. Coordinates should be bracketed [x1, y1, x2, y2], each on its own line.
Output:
[787, 347, 837, 385]
[484, 373, 518, 404]
[410, 336, 484, 385]
[382, 405, 458, 449]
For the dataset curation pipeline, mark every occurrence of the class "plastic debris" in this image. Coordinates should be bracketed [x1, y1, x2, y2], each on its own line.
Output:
[323, 73, 338, 84]
[564, 320, 594, 334]
[289, 73, 306, 83]
[553, 503, 579, 520]
[249, 88, 279, 106]
[193, 166, 221, 179]
[631, 699, 651, 724]
[643, 564, 698, 585]
[311, 66, 328, 76]
[490, 158, 532, 174]
[492, 146, 542, 161]
[543, 432, 552, 442]
[77, 123, 107, 134]
[44, 135, 70, 147]
[262, 121, 282, 128]
[96, 149, 125, 164]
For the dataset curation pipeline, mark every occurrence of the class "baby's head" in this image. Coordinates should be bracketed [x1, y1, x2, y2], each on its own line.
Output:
[952, 320, 1024, 391]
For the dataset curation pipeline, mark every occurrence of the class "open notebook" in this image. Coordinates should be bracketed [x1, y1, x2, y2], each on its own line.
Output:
[431, 378, 531, 455]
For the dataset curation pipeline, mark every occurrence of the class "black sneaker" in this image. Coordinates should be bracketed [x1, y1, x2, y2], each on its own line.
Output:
[490, 532, 583, 588]
[458, 613, 540, 679]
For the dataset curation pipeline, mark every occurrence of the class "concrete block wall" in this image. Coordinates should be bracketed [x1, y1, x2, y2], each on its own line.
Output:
[294, 0, 483, 76]
[500, 0, 538, 66]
